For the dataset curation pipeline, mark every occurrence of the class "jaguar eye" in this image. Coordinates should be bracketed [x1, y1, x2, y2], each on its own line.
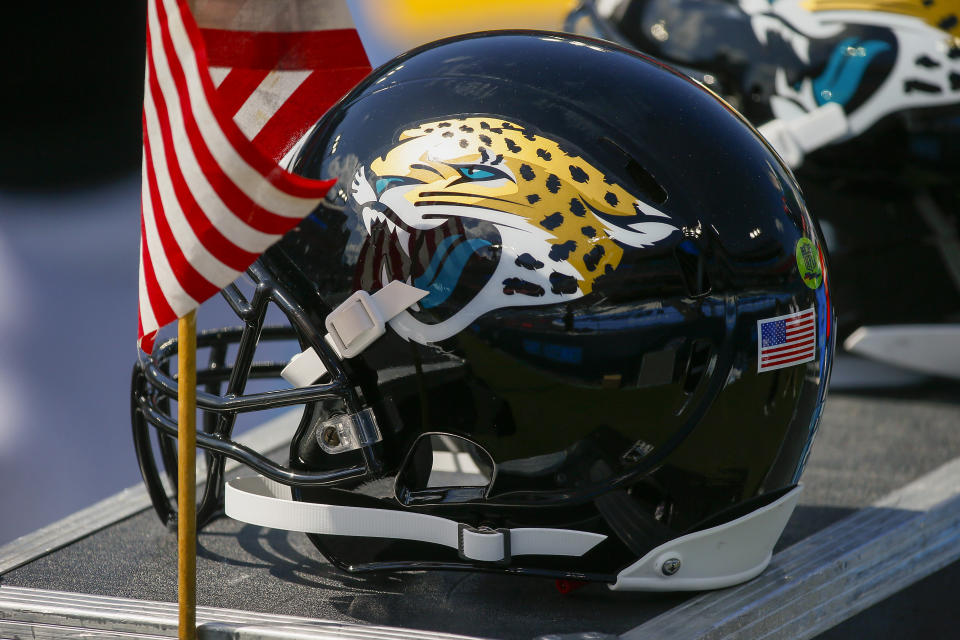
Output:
[456, 165, 506, 181]
[375, 177, 407, 195]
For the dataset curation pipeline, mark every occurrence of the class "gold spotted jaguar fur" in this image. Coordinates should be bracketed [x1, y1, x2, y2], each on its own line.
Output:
[348, 116, 676, 343]
[366, 116, 674, 295]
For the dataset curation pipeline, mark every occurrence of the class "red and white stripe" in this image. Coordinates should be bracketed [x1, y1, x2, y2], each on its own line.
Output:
[203, 25, 371, 163]
[758, 308, 817, 372]
[138, 0, 346, 352]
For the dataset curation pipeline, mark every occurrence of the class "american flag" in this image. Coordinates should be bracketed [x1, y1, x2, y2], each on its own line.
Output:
[199, 0, 371, 164]
[758, 308, 817, 373]
[138, 0, 370, 352]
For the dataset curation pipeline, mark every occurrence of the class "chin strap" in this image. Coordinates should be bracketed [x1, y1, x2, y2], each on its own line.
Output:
[225, 475, 607, 564]
[281, 280, 429, 387]
[758, 102, 849, 168]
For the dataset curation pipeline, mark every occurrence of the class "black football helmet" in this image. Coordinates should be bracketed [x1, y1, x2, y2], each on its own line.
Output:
[132, 31, 835, 590]
[573, 0, 960, 348]
[576, 0, 960, 173]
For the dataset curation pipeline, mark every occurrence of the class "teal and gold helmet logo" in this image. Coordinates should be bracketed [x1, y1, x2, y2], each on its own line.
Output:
[349, 117, 677, 344]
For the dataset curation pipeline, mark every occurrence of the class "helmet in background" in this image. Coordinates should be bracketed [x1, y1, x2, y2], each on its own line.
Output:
[577, 0, 960, 344]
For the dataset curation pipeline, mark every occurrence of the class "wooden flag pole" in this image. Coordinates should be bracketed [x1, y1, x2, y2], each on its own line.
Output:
[178, 310, 197, 640]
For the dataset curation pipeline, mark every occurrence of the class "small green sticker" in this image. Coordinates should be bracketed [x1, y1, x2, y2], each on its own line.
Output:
[796, 237, 822, 290]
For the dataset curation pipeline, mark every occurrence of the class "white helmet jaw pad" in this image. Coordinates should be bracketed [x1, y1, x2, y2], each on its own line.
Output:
[610, 485, 803, 591]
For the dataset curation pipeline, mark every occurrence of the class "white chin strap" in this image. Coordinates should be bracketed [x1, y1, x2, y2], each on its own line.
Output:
[758, 102, 849, 168]
[226, 476, 800, 585]
[225, 476, 607, 564]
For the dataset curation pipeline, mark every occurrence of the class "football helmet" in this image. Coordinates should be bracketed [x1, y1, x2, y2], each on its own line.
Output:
[132, 31, 835, 591]
[577, 0, 960, 172]
[573, 0, 960, 346]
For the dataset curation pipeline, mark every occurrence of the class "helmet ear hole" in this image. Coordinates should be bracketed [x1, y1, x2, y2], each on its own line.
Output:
[395, 434, 495, 504]
[674, 243, 712, 297]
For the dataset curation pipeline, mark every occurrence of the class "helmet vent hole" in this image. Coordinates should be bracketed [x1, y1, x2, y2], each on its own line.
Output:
[625, 158, 667, 205]
[597, 136, 667, 204]
[683, 340, 712, 394]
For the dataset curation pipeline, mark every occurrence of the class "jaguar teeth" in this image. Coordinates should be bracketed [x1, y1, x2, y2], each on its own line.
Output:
[385, 219, 398, 236]
[395, 228, 411, 255]
[362, 208, 376, 235]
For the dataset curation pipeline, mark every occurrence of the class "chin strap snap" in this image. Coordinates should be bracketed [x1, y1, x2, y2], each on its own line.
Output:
[225, 476, 607, 564]
[281, 281, 428, 387]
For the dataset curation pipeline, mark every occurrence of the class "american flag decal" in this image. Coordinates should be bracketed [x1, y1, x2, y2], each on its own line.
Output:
[758, 308, 817, 373]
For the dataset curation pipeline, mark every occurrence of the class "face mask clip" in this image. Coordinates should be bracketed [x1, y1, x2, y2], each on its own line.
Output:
[316, 407, 382, 455]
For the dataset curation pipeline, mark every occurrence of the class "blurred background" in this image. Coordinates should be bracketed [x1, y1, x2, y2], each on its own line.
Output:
[0, 2, 147, 545]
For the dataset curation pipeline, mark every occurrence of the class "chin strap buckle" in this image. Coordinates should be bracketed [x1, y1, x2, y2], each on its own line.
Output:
[325, 289, 386, 359]
[458, 524, 512, 565]
[281, 280, 428, 387]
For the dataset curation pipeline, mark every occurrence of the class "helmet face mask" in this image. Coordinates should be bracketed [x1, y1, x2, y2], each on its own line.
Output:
[132, 258, 375, 529]
[133, 31, 834, 589]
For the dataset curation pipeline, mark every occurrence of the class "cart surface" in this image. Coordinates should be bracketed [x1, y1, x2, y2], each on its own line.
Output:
[3, 368, 960, 639]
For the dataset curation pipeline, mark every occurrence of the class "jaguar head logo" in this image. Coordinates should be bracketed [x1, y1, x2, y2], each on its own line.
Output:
[349, 117, 677, 344]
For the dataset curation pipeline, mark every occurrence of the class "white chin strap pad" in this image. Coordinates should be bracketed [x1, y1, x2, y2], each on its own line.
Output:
[281, 281, 429, 387]
[225, 476, 607, 564]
